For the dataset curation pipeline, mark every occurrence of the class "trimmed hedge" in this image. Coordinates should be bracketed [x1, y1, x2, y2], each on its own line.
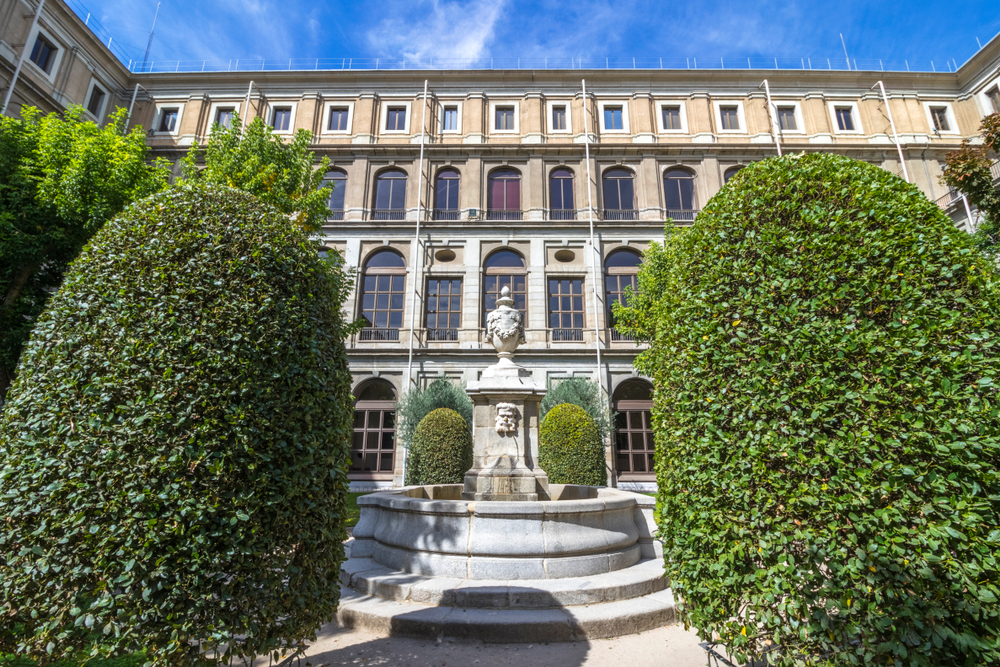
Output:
[628, 154, 1000, 666]
[538, 404, 606, 486]
[0, 185, 354, 666]
[539, 376, 612, 439]
[406, 408, 473, 485]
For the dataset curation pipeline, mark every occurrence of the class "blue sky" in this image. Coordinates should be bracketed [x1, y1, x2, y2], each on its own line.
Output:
[74, 0, 1000, 71]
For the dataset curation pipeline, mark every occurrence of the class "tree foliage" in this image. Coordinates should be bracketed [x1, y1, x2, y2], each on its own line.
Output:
[942, 112, 1000, 260]
[406, 408, 473, 486]
[539, 376, 613, 440]
[0, 186, 354, 666]
[538, 403, 606, 487]
[396, 378, 473, 453]
[619, 153, 1000, 666]
[179, 114, 332, 232]
[0, 106, 169, 400]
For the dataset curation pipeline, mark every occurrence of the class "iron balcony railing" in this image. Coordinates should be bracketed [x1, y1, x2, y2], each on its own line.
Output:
[666, 209, 699, 222]
[549, 209, 577, 220]
[426, 328, 459, 341]
[433, 209, 460, 221]
[610, 329, 639, 342]
[371, 209, 405, 221]
[551, 328, 584, 342]
[328, 210, 345, 221]
[358, 327, 399, 342]
[603, 209, 639, 221]
[486, 210, 523, 221]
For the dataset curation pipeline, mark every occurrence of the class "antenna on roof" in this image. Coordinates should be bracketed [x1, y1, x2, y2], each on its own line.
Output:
[840, 33, 850, 70]
[141, 2, 160, 73]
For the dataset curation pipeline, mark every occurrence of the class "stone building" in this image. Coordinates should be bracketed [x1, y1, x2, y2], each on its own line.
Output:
[4, 0, 1000, 490]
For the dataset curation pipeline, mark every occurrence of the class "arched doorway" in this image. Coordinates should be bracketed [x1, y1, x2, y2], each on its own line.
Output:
[351, 379, 397, 478]
[612, 379, 654, 479]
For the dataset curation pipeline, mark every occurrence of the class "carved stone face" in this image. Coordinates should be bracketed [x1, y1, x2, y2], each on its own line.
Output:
[495, 402, 518, 435]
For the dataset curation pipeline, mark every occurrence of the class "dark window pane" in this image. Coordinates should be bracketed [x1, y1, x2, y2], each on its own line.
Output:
[606, 250, 641, 268]
[329, 108, 349, 131]
[552, 106, 566, 130]
[777, 107, 796, 131]
[835, 107, 854, 131]
[87, 87, 105, 116]
[485, 250, 525, 269]
[380, 453, 394, 471]
[661, 106, 681, 130]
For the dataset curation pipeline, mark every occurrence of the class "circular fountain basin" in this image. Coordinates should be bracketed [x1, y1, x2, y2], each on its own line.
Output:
[350, 484, 660, 580]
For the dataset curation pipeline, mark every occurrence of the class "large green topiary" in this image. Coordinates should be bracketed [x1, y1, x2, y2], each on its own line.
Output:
[538, 403, 606, 486]
[618, 153, 1000, 666]
[0, 185, 354, 666]
[406, 408, 472, 485]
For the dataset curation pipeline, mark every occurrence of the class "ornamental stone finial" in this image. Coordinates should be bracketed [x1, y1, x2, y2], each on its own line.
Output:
[485, 286, 525, 363]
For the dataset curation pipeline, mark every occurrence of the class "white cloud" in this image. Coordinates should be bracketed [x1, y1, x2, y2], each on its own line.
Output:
[366, 0, 507, 61]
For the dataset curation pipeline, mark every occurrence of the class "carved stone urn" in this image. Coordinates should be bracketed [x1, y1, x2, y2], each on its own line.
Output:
[485, 286, 525, 363]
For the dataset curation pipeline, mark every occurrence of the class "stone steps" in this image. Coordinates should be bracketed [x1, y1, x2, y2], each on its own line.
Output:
[340, 556, 668, 609]
[336, 584, 678, 643]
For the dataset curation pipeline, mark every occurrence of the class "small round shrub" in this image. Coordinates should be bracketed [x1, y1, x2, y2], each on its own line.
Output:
[407, 408, 472, 485]
[538, 403, 606, 486]
[0, 185, 354, 666]
[539, 376, 612, 439]
[632, 153, 1000, 666]
[396, 377, 473, 452]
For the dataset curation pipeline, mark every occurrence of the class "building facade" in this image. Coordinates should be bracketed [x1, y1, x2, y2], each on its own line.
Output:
[5, 0, 1000, 490]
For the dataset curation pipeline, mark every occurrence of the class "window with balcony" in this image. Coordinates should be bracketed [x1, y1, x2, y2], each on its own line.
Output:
[271, 107, 292, 131]
[663, 168, 697, 222]
[552, 105, 567, 131]
[426, 278, 462, 341]
[386, 107, 407, 131]
[158, 108, 179, 133]
[605, 248, 641, 342]
[989, 86, 1000, 114]
[602, 168, 636, 220]
[359, 249, 406, 341]
[434, 168, 460, 220]
[29, 34, 57, 73]
[777, 106, 797, 131]
[548, 278, 584, 341]
[487, 169, 521, 220]
[86, 85, 105, 117]
[351, 380, 397, 476]
[373, 169, 407, 220]
[549, 168, 575, 220]
[604, 106, 624, 130]
[719, 105, 740, 130]
[322, 169, 347, 220]
[835, 106, 855, 131]
[483, 250, 526, 326]
[329, 107, 349, 131]
[930, 106, 950, 132]
[215, 107, 235, 129]
[442, 106, 458, 131]
[661, 105, 682, 130]
[613, 380, 654, 478]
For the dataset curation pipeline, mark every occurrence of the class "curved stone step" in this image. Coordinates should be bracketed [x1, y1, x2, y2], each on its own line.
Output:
[336, 584, 678, 643]
[340, 557, 668, 609]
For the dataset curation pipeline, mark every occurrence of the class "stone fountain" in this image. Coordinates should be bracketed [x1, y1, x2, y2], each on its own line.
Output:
[336, 287, 676, 642]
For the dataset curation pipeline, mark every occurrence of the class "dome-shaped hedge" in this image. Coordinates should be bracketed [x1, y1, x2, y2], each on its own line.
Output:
[406, 407, 472, 485]
[630, 154, 1000, 666]
[538, 403, 606, 486]
[0, 186, 354, 666]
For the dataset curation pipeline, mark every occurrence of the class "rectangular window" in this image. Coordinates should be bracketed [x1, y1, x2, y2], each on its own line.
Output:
[442, 106, 458, 131]
[495, 106, 515, 130]
[777, 106, 797, 131]
[661, 106, 681, 130]
[719, 106, 740, 131]
[271, 107, 292, 131]
[425, 278, 462, 340]
[386, 107, 406, 131]
[215, 107, 235, 129]
[604, 106, 624, 130]
[989, 87, 1000, 114]
[548, 278, 585, 341]
[158, 109, 179, 133]
[87, 86, 105, 116]
[552, 105, 567, 130]
[930, 106, 950, 132]
[835, 107, 855, 131]
[29, 35, 57, 73]
[328, 107, 349, 131]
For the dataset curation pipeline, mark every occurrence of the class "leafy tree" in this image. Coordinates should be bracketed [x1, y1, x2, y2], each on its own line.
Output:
[539, 376, 613, 440]
[619, 153, 1000, 666]
[0, 106, 169, 401]
[407, 408, 473, 485]
[538, 403, 606, 486]
[0, 185, 354, 666]
[942, 112, 1000, 259]
[396, 377, 474, 454]
[179, 114, 333, 232]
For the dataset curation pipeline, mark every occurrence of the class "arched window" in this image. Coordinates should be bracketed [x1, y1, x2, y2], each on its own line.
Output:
[605, 248, 642, 341]
[663, 168, 697, 222]
[549, 168, 575, 220]
[602, 168, 637, 221]
[359, 249, 405, 341]
[612, 380, 654, 478]
[323, 169, 347, 221]
[351, 380, 397, 476]
[487, 169, 522, 221]
[483, 249, 526, 326]
[434, 168, 460, 221]
[723, 166, 744, 184]
[373, 169, 407, 220]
